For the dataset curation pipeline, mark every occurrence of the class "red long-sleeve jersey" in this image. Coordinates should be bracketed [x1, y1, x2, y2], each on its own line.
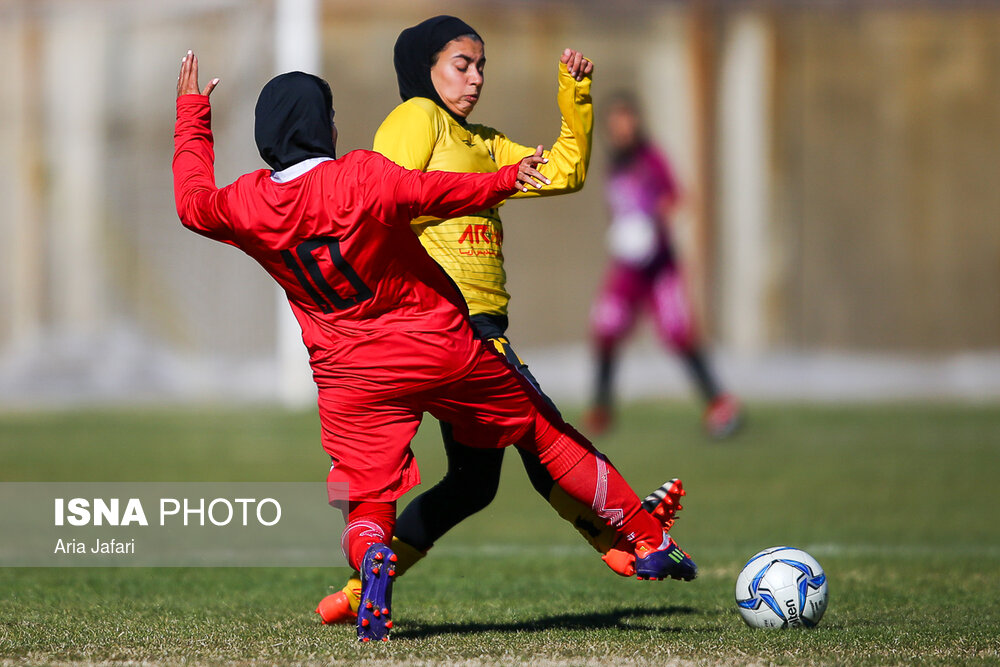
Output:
[173, 95, 522, 396]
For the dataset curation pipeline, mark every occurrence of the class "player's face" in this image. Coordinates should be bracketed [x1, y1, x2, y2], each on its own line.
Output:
[606, 104, 640, 151]
[430, 36, 485, 119]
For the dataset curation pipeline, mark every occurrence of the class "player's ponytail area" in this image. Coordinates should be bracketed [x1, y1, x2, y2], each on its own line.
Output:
[1, 402, 997, 665]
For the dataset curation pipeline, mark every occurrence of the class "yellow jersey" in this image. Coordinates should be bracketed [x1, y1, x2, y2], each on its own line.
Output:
[373, 62, 592, 316]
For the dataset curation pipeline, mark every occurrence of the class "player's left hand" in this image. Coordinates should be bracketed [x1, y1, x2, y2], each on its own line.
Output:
[560, 48, 594, 81]
[176, 50, 219, 99]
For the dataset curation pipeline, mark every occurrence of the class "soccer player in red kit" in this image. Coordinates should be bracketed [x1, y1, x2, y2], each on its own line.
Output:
[173, 52, 696, 642]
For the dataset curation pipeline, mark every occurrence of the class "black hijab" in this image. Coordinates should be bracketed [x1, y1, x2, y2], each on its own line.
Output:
[394, 15, 481, 125]
[254, 71, 336, 171]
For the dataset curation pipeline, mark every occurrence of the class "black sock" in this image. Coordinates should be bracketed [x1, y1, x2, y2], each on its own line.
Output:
[594, 347, 615, 408]
[393, 424, 505, 552]
[516, 446, 557, 499]
[680, 348, 722, 404]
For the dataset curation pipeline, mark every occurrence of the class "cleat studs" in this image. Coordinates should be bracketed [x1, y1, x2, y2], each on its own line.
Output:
[361, 636, 370, 642]
[361, 618, 369, 627]
[373, 609, 381, 617]
[388, 569, 396, 577]
[381, 637, 389, 642]
[374, 552, 383, 561]
[381, 607, 389, 615]
[366, 601, 373, 610]
[372, 566, 380, 575]
[385, 620, 393, 629]
[389, 554, 398, 562]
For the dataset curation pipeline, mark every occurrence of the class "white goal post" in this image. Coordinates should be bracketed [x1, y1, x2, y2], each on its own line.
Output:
[274, 0, 321, 407]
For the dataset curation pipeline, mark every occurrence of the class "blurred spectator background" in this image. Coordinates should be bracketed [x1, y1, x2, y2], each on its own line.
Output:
[1, 0, 997, 407]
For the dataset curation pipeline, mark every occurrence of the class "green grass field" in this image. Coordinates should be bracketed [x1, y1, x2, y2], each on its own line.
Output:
[1, 402, 999, 665]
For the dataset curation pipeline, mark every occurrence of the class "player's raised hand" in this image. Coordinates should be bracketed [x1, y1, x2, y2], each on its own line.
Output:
[560, 48, 594, 82]
[516, 145, 551, 192]
[176, 50, 219, 99]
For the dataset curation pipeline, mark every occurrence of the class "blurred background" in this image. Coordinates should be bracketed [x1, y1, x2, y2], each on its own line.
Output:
[1, 0, 998, 408]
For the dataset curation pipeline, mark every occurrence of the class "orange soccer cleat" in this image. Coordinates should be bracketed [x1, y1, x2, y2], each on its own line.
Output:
[315, 577, 361, 625]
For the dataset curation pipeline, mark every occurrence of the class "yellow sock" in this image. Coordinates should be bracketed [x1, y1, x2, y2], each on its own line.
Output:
[341, 572, 362, 613]
[547, 485, 619, 554]
[389, 536, 427, 577]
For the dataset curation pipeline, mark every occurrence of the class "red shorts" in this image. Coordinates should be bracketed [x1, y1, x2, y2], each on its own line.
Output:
[319, 343, 544, 502]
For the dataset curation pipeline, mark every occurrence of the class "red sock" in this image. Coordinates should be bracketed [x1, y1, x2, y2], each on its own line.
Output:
[340, 500, 396, 571]
[522, 415, 663, 548]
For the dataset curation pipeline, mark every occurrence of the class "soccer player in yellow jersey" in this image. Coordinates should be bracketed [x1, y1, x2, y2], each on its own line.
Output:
[316, 16, 687, 624]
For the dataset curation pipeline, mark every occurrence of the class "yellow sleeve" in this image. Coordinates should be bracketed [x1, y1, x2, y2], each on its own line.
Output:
[372, 98, 442, 170]
[491, 61, 593, 198]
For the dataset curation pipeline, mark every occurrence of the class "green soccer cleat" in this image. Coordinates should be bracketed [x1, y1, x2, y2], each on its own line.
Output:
[634, 535, 698, 582]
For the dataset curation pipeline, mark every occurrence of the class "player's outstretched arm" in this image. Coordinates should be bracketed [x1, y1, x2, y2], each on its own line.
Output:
[498, 48, 594, 199]
[173, 51, 233, 241]
[388, 148, 550, 223]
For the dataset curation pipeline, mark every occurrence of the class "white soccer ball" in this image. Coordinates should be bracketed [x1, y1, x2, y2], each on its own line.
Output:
[735, 546, 829, 628]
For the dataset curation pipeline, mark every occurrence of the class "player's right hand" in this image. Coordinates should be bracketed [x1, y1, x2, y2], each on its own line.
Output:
[177, 50, 219, 99]
[515, 145, 551, 192]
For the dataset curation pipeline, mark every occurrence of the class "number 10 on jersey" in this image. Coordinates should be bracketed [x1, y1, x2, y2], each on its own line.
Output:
[280, 237, 374, 313]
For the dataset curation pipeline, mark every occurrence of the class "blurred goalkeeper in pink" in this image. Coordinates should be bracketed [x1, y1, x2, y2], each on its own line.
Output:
[585, 92, 742, 438]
